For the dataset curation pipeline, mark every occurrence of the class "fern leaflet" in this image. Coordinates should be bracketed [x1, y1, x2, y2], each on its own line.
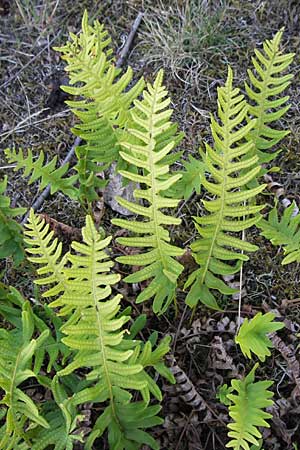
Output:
[259, 201, 300, 264]
[0, 176, 25, 265]
[111, 70, 184, 314]
[185, 67, 266, 310]
[4, 148, 79, 199]
[0, 301, 49, 449]
[235, 312, 284, 361]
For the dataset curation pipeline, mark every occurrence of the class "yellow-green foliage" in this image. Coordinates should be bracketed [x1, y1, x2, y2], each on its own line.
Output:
[225, 364, 274, 450]
[185, 68, 266, 310]
[24, 210, 173, 449]
[259, 201, 300, 264]
[111, 70, 184, 314]
[55, 10, 145, 202]
[245, 29, 294, 165]
[4, 148, 79, 199]
[235, 312, 284, 362]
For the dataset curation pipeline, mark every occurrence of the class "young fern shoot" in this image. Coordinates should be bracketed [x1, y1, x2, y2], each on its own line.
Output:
[112, 70, 184, 314]
[185, 67, 266, 310]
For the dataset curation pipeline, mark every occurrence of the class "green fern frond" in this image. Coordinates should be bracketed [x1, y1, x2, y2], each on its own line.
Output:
[246, 29, 294, 165]
[259, 201, 300, 264]
[24, 209, 68, 299]
[0, 176, 25, 265]
[185, 67, 266, 310]
[0, 301, 49, 449]
[226, 363, 274, 450]
[55, 10, 145, 202]
[111, 70, 184, 314]
[30, 376, 83, 450]
[166, 154, 206, 200]
[235, 312, 284, 362]
[5, 148, 79, 199]
[25, 212, 169, 449]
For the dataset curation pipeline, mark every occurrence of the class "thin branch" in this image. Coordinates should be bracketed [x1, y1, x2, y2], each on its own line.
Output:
[116, 12, 143, 68]
[21, 11, 144, 223]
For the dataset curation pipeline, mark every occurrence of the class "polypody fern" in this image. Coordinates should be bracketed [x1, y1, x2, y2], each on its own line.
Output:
[185, 67, 266, 310]
[24, 210, 173, 449]
[112, 70, 184, 314]
[235, 312, 284, 362]
[225, 363, 274, 450]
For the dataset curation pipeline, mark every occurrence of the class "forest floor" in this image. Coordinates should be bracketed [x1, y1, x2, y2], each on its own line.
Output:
[1, 1, 300, 449]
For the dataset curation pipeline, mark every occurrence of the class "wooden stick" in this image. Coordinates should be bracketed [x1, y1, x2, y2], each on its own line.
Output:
[21, 11, 144, 223]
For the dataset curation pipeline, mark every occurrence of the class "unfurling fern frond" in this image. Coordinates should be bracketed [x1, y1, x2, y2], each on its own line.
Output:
[225, 363, 274, 450]
[185, 67, 266, 310]
[0, 301, 49, 449]
[111, 70, 184, 314]
[5, 148, 79, 199]
[259, 202, 300, 264]
[25, 211, 172, 449]
[246, 29, 294, 166]
[55, 10, 145, 202]
[235, 312, 284, 362]
[0, 176, 25, 265]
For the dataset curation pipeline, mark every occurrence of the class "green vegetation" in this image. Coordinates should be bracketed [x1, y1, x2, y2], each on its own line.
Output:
[0, 6, 298, 449]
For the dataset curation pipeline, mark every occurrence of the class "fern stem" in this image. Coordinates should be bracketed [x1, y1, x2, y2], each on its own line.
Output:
[91, 254, 120, 428]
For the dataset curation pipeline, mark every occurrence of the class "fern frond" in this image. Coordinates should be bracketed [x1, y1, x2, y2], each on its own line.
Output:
[29, 376, 84, 450]
[0, 301, 49, 449]
[25, 212, 170, 449]
[5, 148, 79, 199]
[235, 312, 284, 362]
[111, 70, 184, 314]
[246, 29, 294, 165]
[55, 10, 145, 202]
[259, 202, 300, 264]
[24, 209, 68, 298]
[166, 154, 206, 200]
[226, 364, 274, 450]
[0, 176, 25, 265]
[185, 67, 266, 310]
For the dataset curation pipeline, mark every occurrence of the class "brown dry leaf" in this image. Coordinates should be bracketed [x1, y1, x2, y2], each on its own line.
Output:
[209, 336, 237, 373]
[40, 213, 82, 242]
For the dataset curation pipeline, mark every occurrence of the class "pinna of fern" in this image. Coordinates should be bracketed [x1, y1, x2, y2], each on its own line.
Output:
[259, 201, 300, 265]
[4, 147, 79, 200]
[111, 69, 184, 315]
[0, 176, 25, 265]
[245, 29, 294, 167]
[0, 299, 49, 449]
[25, 210, 173, 450]
[185, 67, 266, 310]
[235, 312, 284, 362]
[55, 10, 145, 203]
